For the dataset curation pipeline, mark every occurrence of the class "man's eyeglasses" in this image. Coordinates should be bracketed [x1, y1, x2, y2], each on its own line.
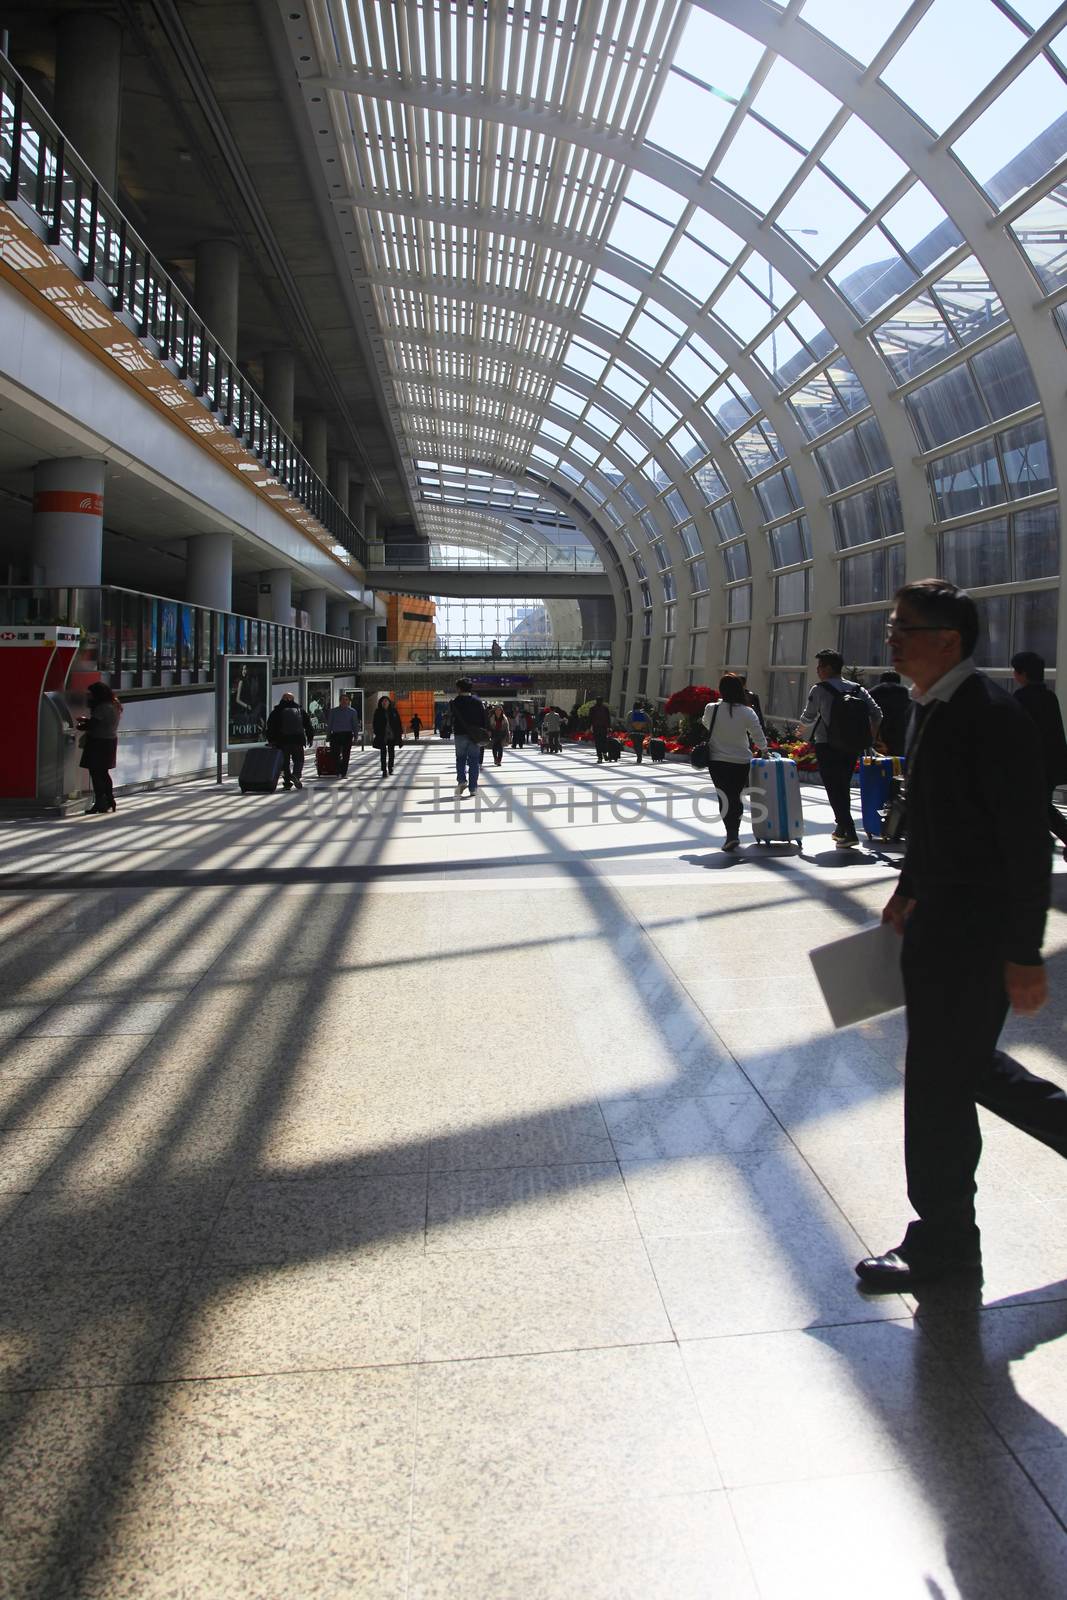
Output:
[885, 623, 955, 640]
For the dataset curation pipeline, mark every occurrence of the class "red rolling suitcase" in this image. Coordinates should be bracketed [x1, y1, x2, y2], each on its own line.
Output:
[316, 743, 338, 776]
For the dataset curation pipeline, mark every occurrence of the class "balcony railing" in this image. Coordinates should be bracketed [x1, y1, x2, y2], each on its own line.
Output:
[0, 56, 365, 568]
[368, 543, 604, 573]
[0, 586, 358, 686]
[363, 640, 612, 667]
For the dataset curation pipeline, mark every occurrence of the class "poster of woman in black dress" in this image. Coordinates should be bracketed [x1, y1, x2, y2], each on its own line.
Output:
[226, 659, 268, 745]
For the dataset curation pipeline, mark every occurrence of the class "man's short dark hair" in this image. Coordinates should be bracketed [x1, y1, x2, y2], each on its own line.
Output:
[878, 671, 902, 684]
[894, 579, 979, 658]
[455, 678, 472, 692]
[1011, 651, 1045, 683]
[816, 650, 844, 676]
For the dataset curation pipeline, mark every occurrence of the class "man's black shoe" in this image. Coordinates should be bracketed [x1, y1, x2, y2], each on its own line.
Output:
[855, 1249, 982, 1290]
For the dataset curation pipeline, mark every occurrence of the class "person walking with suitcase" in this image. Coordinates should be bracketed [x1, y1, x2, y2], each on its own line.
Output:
[326, 693, 359, 778]
[266, 691, 313, 790]
[858, 579, 1067, 1289]
[371, 695, 403, 776]
[1012, 651, 1067, 861]
[796, 650, 881, 847]
[702, 674, 768, 850]
[541, 707, 564, 753]
[589, 697, 611, 762]
[627, 701, 651, 763]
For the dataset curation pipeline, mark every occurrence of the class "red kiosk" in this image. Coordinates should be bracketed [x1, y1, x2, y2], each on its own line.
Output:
[0, 625, 83, 806]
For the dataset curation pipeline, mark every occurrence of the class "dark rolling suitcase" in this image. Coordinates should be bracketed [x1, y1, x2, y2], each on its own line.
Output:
[605, 736, 622, 762]
[239, 746, 284, 793]
[316, 743, 338, 776]
[648, 737, 666, 763]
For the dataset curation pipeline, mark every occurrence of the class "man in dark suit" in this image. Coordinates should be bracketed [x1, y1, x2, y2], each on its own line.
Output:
[1012, 650, 1067, 860]
[870, 671, 910, 757]
[857, 579, 1067, 1289]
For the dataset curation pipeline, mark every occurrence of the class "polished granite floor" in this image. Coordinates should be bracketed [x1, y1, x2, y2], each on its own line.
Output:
[2, 738, 1067, 1598]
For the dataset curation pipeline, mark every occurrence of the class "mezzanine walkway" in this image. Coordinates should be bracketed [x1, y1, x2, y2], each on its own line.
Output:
[2, 741, 1067, 1598]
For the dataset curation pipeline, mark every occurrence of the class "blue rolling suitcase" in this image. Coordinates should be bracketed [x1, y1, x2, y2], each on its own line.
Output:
[748, 755, 804, 846]
[239, 746, 284, 793]
[859, 755, 905, 840]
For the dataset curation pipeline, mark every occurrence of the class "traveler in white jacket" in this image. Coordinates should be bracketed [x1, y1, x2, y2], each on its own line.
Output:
[701, 674, 769, 851]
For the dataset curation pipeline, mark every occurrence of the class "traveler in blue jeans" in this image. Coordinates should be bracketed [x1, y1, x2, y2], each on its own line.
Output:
[450, 677, 488, 796]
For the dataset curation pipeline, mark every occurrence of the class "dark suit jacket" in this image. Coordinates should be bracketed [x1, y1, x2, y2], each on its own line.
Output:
[899, 672, 1049, 964]
[1014, 682, 1067, 787]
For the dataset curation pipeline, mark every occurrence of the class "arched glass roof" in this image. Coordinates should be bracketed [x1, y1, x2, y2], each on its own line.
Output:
[284, 0, 1067, 709]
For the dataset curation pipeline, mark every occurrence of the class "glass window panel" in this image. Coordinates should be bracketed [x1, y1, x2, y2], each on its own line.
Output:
[830, 229, 916, 320]
[879, 479, 904, 536]
[715, 118, 806, 214]
[887, 543, 906, 595]
[873, 293, 957, 383]
[690, 629, 706, 666]
[952, 53, 1067, 208]
[686, 210, 745, 265]
[712, 274, 772, 344]
[583, 284, 633, 332]
[658, 666, 673, 699]
[664, 234, 729, 301]
[602, 364, 644, 406]
[754, 56, 841, 146]
[880, 0, 1024, 136]
[1011, 189, 1067, 294]
[734, 424, 778, 478]
[970, 335, 1040, 421]
[1014, 504, 1060, 580]
[692, 593, 710, 629]
[930, 437, 1005, 518]
[623, 171, 687, 224]
[725, 628, 750, 666]
[790, 372, 847, 439]
[815, 428, 869, 492]
[694, 460, 728, 502]
[934, 257, 1007, 346]
[973, 593, 1012, 667]
[646, 70, 735, 168]
[728, 584, 752, 622]
[676, 7, 764, 95]
[776, 568, 810, 613]
[606, 202, 674, 267]
[799, 0, 913, 68]
[629, 312, 678, 360]
[777, 170, 867, 260]
[839, 610, 889, 668]
[754, 468, 797, 522]
[840, 549, 886, 605]
[939, 518, 1012, 586]
[722, 541, 751, 581]
[858, 418, 892, 475]
[670, 423, 704, 464]
[905, 364, 988, 450]
[671, 340, 722, 396]
[755, 319, 808, 389]
[690, 558, 709, 592]
[832, 486, 883, 548]
[550, 383, 584, 415]
[882, 183, 964, 273]
[773, 619, 808, 663]
[563, 339, 608, 381]
[769, 516, 812, 567]
[713, 500, 743, 541]
[680, 524, 702, 558]
[1001, 418, 1054, 498]
[1014, 588, 1058, 666]
[768, 669, 807, 718]
[663, 489, 688, 524]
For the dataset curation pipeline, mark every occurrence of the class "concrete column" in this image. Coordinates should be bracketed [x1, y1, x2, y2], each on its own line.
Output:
[302, 589, 327, 633]
[186, 532, 233, 612]
[262, 348, 295, 437]
[55, 11, 122, 194]
[257, 569, 292, 625]
[194, 239, 240, 355]
[364, 504, 378, 542]
[31, 458, 106, 586]
[348, 480, 366, 529]
[303, 412, 328, 481]
[331, 455, 351, 508]
[327, 601, 350, 637]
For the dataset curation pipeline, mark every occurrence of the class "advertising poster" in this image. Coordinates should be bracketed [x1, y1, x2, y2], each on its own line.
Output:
[224, 656, 270, 747]
[180, 606, 194, 670]
[304, 678, 332, 737]
[160, 602, 178, 668]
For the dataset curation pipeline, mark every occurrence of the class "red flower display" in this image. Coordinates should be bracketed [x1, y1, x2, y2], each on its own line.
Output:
[663, 685, 718, 716]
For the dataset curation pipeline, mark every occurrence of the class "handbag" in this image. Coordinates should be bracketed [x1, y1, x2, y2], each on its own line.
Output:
[882, 775, 908, 842]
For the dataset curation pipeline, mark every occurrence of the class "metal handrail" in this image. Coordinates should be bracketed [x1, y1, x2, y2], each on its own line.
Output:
[362, 641, 612, 666]
[0, 56, 365, 568]
[367, 542, 605, 573]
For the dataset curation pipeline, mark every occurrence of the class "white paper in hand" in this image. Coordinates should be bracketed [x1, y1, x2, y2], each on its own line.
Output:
[808, 922, 906, 1029]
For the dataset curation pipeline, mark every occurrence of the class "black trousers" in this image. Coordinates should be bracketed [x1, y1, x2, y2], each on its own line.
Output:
[84, 750, 114, 809]
[708, 759, 748, 841]
[491, 740, 505, 765]
[593, 729, 609, 760]
[815, 745, 858, 835]
[379, 741, 396, 775]
[329, 733, 353, 776]
[278, 740, 304, 787]
[900, 896, 1067, 1262]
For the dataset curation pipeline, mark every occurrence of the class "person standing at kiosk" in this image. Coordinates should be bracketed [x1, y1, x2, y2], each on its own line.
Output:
[79, 681, 122, 814]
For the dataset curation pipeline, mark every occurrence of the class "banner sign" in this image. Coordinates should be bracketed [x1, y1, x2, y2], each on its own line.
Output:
[469, 674, 533, 689]
[222, 655, 270, 750]
[304, 678, 332, 737]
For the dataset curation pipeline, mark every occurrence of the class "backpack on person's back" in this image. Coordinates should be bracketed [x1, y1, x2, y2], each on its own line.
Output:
[823, 682, 873, 753]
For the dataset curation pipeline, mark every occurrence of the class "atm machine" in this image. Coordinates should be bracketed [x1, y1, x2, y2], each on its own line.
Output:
[0, 624, 84, 813]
